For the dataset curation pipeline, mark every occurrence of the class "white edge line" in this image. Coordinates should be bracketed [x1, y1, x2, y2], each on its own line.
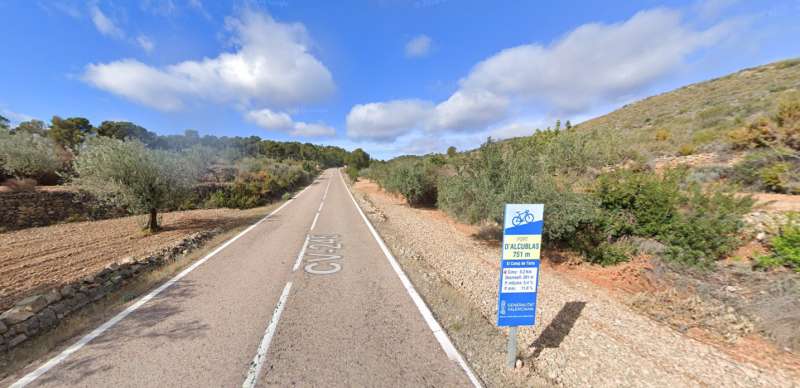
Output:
[292, 234, 310, 272]
[318, 201, 324, 212]
[310, 212, 320, 231]
[337, 170, 483, 388]
[241, 281, 293, 388]
[11, 184, 310, 388]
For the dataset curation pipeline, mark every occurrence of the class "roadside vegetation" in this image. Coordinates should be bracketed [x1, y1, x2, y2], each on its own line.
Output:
[365, 59, 800, 270]
[0, 117, 368, 232]
[367, 129, 753, 267]
[757, 213, 800, 272]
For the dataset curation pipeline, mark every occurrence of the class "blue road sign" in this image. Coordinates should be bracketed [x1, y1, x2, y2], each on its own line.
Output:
[497, 204, 544, 327]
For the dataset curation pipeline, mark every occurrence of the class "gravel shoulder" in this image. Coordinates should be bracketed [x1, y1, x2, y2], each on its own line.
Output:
[352, 179, 800, 387]
[0, 207, 272, 310]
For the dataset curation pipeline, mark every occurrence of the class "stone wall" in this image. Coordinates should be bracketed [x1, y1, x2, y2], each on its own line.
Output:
[0, 230, 216, 354]
[0, 187, 126, 231]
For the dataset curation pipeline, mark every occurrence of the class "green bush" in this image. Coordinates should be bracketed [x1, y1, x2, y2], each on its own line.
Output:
[438, 141, 505, 222]
[593, 169, 683, 238]
[660, 186, 753, 266]
[380, 158, 439, 207]
[759, 162, 793, 193]
[345, 165, 359, 182]
[375, 127, 751, 267]
[731, 149, 800, 193]
[203, 158, 311, 210]
[74, 137, 200, 231]
[591, 169, 753, 266]
[0, 129, 62, 182]
[588, 240, 637, 266]
[757, 214, 800, 272]
[204, 182, 264, 209]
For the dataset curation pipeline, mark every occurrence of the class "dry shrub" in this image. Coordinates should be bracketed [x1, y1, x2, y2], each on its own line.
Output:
[677, 143, 695, 156]
[655, 129, 670, 142]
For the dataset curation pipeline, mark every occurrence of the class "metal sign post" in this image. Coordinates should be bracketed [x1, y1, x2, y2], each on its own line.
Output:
[496, 204, 544, 368]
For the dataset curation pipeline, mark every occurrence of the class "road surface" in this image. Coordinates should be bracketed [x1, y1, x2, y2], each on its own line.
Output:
[8, 169, 478, 388]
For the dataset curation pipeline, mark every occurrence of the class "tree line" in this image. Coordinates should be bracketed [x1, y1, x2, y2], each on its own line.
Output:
[1, 115, 370, 232]
[1, 115, 358, 168]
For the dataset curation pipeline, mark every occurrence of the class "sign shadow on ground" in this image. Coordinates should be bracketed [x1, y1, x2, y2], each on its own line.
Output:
[528, 301, 586, 358]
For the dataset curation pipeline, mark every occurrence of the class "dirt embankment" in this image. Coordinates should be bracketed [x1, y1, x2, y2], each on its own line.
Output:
[352, 178, 800, 387]
[0, 207, 270, 311]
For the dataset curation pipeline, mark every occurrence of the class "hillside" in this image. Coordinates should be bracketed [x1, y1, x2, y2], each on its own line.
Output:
[574, 58, 800, 157]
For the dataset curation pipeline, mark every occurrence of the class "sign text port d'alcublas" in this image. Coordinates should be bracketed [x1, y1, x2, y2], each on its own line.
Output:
[497, 204, 543, 327]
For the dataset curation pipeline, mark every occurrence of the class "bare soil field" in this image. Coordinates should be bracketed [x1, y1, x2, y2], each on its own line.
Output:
[0, 207, 271, 310]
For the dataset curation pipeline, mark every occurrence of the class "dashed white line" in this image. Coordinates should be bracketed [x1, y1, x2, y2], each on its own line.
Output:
[322, 178, 331, 200]
[10, 184, 310, 388]
[292, 235, 310, 272]
[241, 281, 293, 388]
[338, 169, 483, 388]
[244, 171, 333, 386]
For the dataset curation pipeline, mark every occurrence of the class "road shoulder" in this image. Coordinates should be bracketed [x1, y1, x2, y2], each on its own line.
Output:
[351, 179, 799, 387]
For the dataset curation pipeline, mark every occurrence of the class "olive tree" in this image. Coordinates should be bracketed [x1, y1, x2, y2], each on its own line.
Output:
[0, 129, 61, 180]
[74, 137, 200, 232]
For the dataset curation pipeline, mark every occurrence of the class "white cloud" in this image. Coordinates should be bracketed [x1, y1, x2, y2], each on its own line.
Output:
[430, 90, 509, 131]
[246, 109, 294, 130]
[246, 108, 335, 137]
[405, 34, 432, 57]
[83, 9, 335, 112]
[346, 8, 733, 144]
[84, 59, 187, 110]
[346, 99, 433, 141]
[461, 8, 729, 114]
[90, 5, 124, 38]
[137, 35, 155, 52]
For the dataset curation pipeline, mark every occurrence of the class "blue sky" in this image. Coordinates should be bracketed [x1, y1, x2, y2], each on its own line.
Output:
[1, 0, 799, 159]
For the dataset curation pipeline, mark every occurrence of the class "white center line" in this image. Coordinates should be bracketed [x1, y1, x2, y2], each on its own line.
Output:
[292, 235, 310, 272]
[241, 281, 293, 388]
[322, 179, 331, 200]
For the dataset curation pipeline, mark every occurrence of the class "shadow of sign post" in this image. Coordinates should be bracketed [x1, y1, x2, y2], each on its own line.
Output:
[529, 301, 586, 358]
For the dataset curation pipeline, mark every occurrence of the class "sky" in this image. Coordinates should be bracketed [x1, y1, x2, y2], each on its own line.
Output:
[1, 0, 799, 159]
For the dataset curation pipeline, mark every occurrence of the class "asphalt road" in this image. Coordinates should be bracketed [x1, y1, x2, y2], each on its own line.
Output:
[8, 169, 477, 388]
